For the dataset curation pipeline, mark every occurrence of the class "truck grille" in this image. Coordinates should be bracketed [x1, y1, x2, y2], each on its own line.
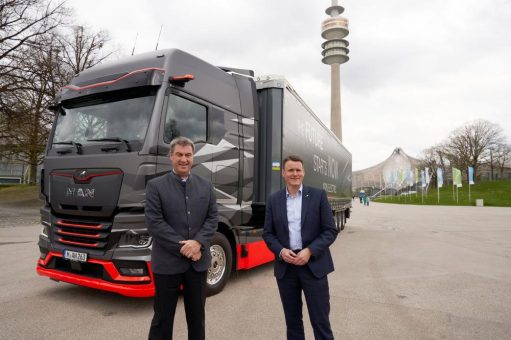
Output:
[55, 219, 111, 249]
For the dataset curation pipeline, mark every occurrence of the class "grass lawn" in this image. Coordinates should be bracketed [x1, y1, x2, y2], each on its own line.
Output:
[373, 180, 511, 207]
[0, 184, 40, 205]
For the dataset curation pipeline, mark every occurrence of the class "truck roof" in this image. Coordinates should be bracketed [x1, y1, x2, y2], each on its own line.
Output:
[58, 49, 257, 118]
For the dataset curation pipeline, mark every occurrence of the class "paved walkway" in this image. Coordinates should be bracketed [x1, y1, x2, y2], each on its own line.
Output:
[333, 202, 511, 339]
[1, 201, 510, 339]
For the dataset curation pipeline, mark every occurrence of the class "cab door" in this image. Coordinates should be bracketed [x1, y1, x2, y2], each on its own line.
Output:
[204, 106, 240, 206]
[156, 91, 210, 180]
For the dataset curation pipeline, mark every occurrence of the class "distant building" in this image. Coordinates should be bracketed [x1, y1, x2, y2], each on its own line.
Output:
[0, 155, 25, 184]
[477, 163, 511, 181]
[353, 147, 511, 194]
[353, 147, 421, 193]
[0, 137, 42, 184]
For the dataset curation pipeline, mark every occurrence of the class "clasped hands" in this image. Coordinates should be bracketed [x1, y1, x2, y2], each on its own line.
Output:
[280, 248, 312, 266]
[179, 240, 202, 261]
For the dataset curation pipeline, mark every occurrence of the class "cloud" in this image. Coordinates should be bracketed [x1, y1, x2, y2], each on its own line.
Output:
[67, 0, 511, 170]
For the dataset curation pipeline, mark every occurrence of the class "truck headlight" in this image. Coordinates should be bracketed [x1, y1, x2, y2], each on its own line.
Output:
[40, 222, 50, 238]
[118, 230, 152, 248]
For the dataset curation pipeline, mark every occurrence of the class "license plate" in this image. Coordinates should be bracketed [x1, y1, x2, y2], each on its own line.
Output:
[63, 250, 88, 263]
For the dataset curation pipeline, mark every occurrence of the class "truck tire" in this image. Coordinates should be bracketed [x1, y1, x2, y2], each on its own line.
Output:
[337, 211, 345, 231]
[206, 232, 232, 296]
[334, 211, 342, 233]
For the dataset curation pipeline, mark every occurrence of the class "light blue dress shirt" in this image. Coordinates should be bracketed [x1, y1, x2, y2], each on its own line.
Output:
[286, 185, 303, 250]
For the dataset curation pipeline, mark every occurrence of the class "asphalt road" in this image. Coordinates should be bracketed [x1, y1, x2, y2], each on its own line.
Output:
[1, 201, 511, 339]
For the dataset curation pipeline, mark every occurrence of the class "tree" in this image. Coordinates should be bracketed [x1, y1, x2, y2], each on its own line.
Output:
[0, 24, 111, 184]
[1, 0, 67, 172]
[420, 144, 450, 186]
[58, 25, 112, 76]
[442, 119, 505, 179]
[0, 0, 67, 92]
[0, 0, 66, 58]
[491, 143, 511, 179]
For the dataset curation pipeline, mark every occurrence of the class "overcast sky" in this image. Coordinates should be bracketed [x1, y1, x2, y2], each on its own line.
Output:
[67, 0, 511, 170]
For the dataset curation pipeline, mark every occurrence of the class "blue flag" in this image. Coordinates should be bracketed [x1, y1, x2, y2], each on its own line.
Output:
[468, 166, 475, 185]
[437, 168, 444, 188]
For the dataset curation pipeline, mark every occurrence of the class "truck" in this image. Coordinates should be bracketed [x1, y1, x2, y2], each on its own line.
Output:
[37, 49, 352, 297]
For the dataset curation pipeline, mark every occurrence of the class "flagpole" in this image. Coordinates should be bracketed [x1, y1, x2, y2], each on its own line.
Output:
[407, 169, 413, 202]
[415, 168, 418, 199]
[380, 173, 382, 200]
[452, 181, 455, 201]
[468, 166, 474, 204]
[468, 167, 471, 202]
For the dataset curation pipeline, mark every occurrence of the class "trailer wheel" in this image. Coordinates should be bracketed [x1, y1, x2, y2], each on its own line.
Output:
[334, 211, 343, 233]
[206, 232, 232, 296]
[337, 211, 345, 231]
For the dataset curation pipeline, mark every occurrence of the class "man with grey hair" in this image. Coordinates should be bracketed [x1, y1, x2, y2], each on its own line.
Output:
[146, 136, 218, 340]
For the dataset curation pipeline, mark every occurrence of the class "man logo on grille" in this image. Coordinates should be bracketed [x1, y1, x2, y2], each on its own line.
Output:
[66, 187, 95, 198]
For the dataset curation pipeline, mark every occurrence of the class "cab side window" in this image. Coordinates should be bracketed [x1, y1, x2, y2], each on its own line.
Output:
[164, 94, 207, 143]
[208, 106, 227, 145]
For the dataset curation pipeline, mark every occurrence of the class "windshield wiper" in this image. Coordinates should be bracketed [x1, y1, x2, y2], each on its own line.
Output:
[53, 141, 83, 154]
[87, 137, 132, 152]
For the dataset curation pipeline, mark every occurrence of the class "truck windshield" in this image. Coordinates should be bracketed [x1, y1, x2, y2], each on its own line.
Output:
[52, 88, 157, 150]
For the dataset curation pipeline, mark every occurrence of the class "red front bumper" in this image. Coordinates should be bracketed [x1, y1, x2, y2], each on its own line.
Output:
[37, 252, 155, 298]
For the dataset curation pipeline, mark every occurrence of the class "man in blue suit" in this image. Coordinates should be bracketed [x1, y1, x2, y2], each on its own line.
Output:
[263, 155, 337, 340]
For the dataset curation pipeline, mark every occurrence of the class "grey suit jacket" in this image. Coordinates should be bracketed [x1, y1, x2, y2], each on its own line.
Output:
[145, 172, 218, 275]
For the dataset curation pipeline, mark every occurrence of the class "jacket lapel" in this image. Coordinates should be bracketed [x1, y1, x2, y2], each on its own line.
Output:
[301, 186, 310, 227]
[279, 188, 289, 232]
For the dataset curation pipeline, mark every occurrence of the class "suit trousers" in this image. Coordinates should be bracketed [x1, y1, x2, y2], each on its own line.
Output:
[276, 265, 334, 340]
[148, 268, 207, 340]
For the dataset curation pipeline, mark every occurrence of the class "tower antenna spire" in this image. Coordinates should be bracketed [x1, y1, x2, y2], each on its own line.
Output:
[131, 32, 138, 56]
[155, 25, 163, 51]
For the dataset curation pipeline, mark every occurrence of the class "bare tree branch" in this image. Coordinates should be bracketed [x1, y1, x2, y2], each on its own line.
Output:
[441, 119, 505, 179]
[0, 0, 68, 60]
[1, 19, 112, 183]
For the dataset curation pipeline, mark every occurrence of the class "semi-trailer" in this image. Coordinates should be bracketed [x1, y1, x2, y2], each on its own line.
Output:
[36, 49, 352, 297]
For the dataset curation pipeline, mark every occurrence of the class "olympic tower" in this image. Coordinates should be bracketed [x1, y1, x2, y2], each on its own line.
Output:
[321, 0, 349, 141]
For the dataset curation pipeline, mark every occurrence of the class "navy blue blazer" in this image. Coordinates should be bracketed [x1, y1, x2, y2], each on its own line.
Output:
[263, 185, 337, 279]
